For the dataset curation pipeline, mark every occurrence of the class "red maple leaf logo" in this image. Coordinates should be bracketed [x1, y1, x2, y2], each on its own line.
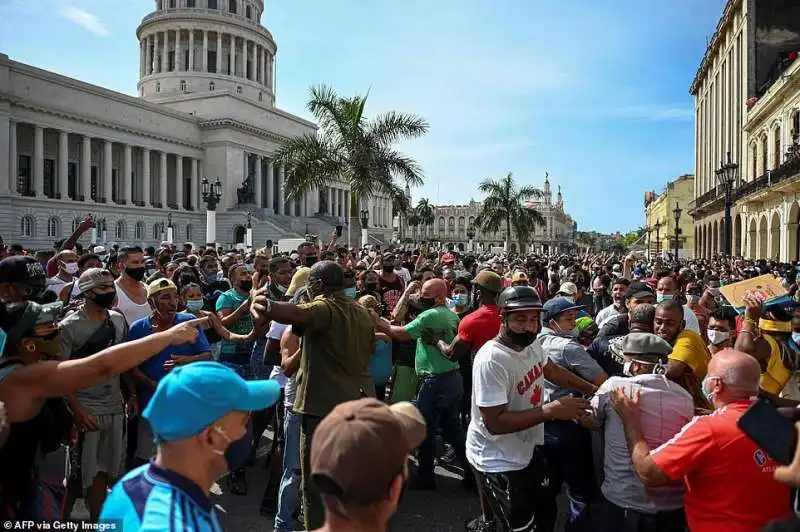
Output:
[531, 385, 542, 406]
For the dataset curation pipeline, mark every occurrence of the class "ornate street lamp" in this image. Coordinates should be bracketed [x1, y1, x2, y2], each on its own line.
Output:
[466, 226, 476, 252]
[201, 177, 223, 248]
[166, 212, 174, 245]
[360, 208, 370, 248]
[715, 151, 739, 256]
[245, 210, 253, 250]
[654, 219, 662, 256]
[672, 203, 682, 261]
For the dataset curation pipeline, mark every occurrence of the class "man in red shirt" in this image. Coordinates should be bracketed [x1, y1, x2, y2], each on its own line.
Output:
[611, 349, 791, 532]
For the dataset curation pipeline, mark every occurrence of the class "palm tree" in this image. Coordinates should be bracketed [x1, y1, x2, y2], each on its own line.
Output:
[414, 198, 435, 240]
[273, 85, 429, 246]
[474, 172, 545, 252]
[406, 211, 420, 242]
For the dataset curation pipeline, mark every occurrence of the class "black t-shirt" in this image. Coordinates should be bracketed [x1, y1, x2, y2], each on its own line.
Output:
[378, 275, 405, 316]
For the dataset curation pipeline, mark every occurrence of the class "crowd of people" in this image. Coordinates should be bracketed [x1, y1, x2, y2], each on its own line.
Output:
[4, 218, 800, 531]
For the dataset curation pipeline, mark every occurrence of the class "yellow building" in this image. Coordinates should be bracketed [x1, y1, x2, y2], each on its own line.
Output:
[645, 174, 695, 259]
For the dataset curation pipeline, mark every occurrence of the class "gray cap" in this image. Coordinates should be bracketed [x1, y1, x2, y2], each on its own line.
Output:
[622, 332, 672, 360]
[77, 267, 114, 294]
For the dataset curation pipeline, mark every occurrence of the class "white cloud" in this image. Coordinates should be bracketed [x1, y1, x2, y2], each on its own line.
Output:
[60, 5, 109, 37]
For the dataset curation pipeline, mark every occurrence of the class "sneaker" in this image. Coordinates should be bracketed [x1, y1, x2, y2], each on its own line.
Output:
[464, 516, 496, 532]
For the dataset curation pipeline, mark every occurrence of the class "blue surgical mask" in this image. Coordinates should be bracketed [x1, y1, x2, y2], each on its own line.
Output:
[452, 294, 469, 307]
[344, 287, 357, 299]
[792, 332, 800, 346]
[656, 294, 673, 303]
[186, 299, 204, 313]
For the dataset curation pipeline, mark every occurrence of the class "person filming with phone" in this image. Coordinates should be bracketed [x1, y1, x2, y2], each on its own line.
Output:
[611, 349, 791, 532]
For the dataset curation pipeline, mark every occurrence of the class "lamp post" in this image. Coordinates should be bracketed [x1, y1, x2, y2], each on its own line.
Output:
[672, 203, 682, 261]
[201, 177, 223, 248]
[646, 225, 651, 261]
[466, 226, 476, 252]
[360, 208, 370, 248]
[715, 151, 739, 256]
[166, 212, 174, 245]
[245, 211, 253, 250]
[654, 219, 662, 257]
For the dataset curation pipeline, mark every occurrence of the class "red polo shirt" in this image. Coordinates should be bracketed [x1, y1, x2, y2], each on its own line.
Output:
[458, 304, 500, 352]
[650, 400, 790, 532]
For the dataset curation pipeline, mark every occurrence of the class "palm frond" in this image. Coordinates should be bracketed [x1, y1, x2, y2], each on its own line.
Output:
[368, 111, 430, 145]
[274, 133, 343, 199]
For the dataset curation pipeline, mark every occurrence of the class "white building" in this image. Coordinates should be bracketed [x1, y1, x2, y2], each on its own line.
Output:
[0, 0, 395, 250]
[413, 174, 576, 253]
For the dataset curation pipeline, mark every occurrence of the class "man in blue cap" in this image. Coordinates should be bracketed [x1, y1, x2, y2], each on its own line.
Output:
[534, 296, 609, 531]
[100, 361, 280, 531]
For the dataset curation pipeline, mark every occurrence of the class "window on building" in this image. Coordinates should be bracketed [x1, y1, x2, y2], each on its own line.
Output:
[246, 5, 252, 18]
[135, 222, 145, 240]
[156, 81, 161, 92]
[207, 51, 217, 73]
[236, 86, 242, 94]
[208, 0, 217, 8]
[246, 60, 251, 80]
[229, 0, 236, 13]
[168, 51, 175, 72]
[186, 224, 193, 241]
[209, 81, 215, 91]
[169, 0, 176, 7]
[180, 79, 187, 91]
[116, 220, 125, 240]
[258, 91, 263, 101]
[184, 50, 190, 71]
[186, 0, 195, 6]
[47, 217, 59, 238]
[68, 162, 77, 199]
[20, 216, 33, 238]
[793, 111, 800, 143]
[72, 218, 82, 232]
[750, 144, 757, 180]
[17, 154, 31, 196]
[774, 126, 782, 168]
[761, 135, 769, 174]
[153, 223, 163, 241]
[43, 159, 55, 198]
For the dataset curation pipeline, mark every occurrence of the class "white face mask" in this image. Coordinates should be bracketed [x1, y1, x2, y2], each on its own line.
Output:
[64, 262, 79, 275]
[622, 361, 634, 377]
[707, 329, 730, 346]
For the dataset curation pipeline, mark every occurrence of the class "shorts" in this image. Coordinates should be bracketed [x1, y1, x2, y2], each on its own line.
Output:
[473, 449, 549, 532]
[69, 413, 125, 489]
[135, 417, 156, 461]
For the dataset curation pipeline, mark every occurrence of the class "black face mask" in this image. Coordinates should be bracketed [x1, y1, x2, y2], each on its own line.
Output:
[506, 329, 538, 347]
[305, 256, 317, 268]
[382, 265, 395, 274]
[365, 282, 379, 292]
[419, 297, 436, 310]
[238, 280, 253, 292]
[90, 291, 116, 309]
[125, 267, 146, 281]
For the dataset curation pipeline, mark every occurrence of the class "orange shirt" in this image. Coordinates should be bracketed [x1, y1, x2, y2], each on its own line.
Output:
[458, 304, 500, 353]
[650, 401, 791, 532]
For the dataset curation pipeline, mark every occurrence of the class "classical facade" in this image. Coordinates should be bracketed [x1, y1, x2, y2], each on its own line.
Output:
[644, 174, 695, 259]
[0, 0, 394, 250]
[413, 174, 576, 253]
[689, 0, 800, 261]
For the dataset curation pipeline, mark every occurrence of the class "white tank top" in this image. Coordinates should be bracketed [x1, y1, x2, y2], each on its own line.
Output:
[115, 281, 150, 327]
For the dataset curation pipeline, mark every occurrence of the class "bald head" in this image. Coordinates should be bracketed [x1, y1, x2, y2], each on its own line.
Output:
[421, 278, 448, 306]
[708, 348, 761, 399]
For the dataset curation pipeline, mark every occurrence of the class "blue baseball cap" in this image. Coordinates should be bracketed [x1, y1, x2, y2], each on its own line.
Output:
[143, 361, 281, 442]
[542, 297, 585, 322]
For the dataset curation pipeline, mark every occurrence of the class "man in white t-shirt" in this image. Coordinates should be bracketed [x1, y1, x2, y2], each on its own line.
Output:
[467, 286, 599, 532]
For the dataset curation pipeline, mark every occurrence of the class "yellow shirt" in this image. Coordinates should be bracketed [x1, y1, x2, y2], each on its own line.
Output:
[669, 330, 712, 379]
[760, 334, 791, 395]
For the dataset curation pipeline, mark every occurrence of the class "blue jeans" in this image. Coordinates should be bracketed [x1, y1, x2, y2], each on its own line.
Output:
[414, 371, 467, 481]
[274, 408, 301, 531]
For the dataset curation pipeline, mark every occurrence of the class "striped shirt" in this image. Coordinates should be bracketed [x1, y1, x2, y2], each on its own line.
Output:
[100, 462, 223, 532]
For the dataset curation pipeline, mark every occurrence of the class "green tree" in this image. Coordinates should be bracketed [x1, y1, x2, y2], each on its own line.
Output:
[274, 85, 429, 245]
[414, 198, 436, 240]
[474, 173, 545, 251]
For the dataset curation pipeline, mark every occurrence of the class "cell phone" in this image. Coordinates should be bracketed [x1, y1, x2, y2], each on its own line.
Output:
[336, 225, 343, 238]
[0, 327, 6, 357]
[265, 239, 273, 248]
[738, 398, 797, 465]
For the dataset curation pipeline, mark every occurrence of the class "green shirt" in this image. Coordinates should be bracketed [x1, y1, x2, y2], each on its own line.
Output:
[405, 305, 460, 376]
[293, 294, 376, 418]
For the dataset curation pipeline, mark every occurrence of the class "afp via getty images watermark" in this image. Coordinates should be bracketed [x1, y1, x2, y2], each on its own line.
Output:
[3, 521, 121, 531]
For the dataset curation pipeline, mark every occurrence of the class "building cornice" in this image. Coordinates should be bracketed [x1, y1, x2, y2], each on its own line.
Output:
[1, 56, 202, 125]
[689, 0, 740, 95]
[199, 117, 293, 143]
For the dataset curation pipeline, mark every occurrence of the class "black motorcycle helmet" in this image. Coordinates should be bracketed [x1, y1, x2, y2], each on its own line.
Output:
[498, 285, 542, 313]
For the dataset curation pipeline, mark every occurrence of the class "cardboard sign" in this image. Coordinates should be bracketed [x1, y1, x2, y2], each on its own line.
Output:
[718, 274, 790, 311]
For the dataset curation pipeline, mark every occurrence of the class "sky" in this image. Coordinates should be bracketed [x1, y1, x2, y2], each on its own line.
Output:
[0, 0, 727, 233]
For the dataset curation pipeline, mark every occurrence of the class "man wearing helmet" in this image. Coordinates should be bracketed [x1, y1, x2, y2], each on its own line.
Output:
[467, 286, 599, 532]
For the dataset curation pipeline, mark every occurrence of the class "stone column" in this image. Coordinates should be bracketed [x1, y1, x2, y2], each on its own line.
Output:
[262, 50, 267, 87]
[146, 35, 153, 75]
[254, 155, 262, 207]
[8, 121, 17, 194]
[190, 158, 198, 210]
[81, 136, 92, 202]
[255, 46, 261, 83]
[142, 148, 151, 206]
[154, 32, 160, 73]
[188, 29, 195, 71]
[103, 140, 113, 203]
[140, 40, 145, 77]
[344, 189, 350, 221]
[265, 158, 274, 212]
[160, 151, 168, 207]
[173, 29, 181, 71]
[230, 35, 236, 76]
[161, 31, 168, 73]
[243, 39, 248, 80]
[175, 155, 183, 209]
[32, 125, 43, 197]
[123, 144, 132, 204]
[278, 164, 286, 214]
[216, 32, 222, 73]
[327, 187, 333, 215]
[202, 31, 208, 72]
[58, 131, 68, 199]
